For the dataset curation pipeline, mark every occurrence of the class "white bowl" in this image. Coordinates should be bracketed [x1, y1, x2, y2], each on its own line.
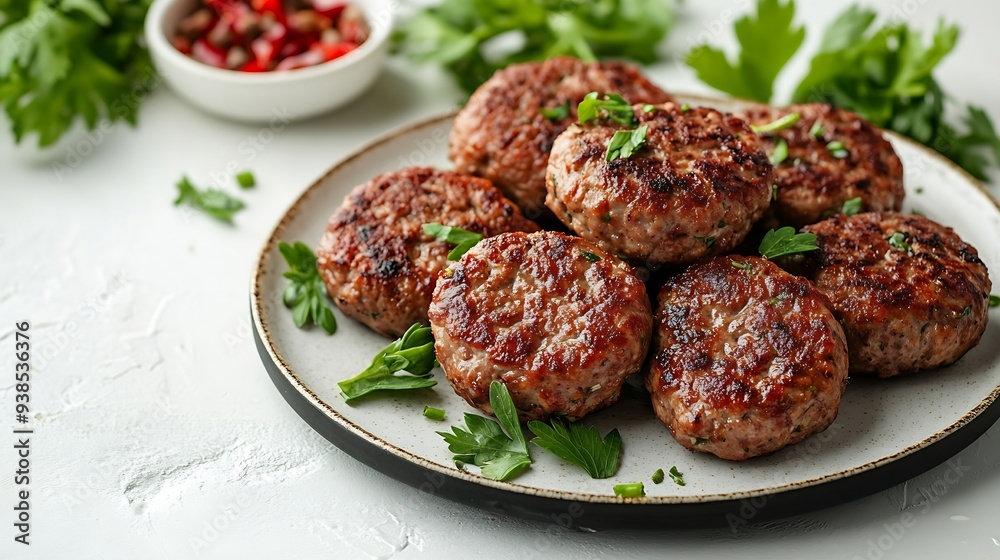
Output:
[145, 0, 393, 122]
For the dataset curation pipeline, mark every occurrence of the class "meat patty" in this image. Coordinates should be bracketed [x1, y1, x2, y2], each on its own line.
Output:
[428, 231, 653, 422]
[646, 255, 849, 461]
[737, 103, 904, 228]
[450, 57, 672, 221]
[546, 103, 773, 268]
[803, 212, 991, 377]
[316, 167, 538, 338]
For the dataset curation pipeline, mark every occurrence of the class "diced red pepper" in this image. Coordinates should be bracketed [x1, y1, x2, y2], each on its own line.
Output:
[240, 60, 268, 72]
[311, 0, 346, 20]
[313, 41, 355, 62]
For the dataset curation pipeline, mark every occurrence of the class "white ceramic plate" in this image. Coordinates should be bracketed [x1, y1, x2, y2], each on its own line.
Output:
[251, 95, 1000, 528]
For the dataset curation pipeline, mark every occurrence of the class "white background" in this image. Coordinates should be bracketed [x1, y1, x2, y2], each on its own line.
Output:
[2, 1, 1000, 558]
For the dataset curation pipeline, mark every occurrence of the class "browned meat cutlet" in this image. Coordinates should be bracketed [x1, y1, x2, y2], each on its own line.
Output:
[802, 212, 990, 377]
[450, 56, 672, 221]
[546, 102, 773, 268]
[647, 255, 849, 461]
[738, 103, 904, 228]
[429, 231, 653, 422]
[316, 167, 538, 338]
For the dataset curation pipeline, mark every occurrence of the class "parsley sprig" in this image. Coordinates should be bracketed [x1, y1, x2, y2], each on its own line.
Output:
[759, 227, 818, 259]
[0, 0, 155, 147]
[279, 242, 337, 335]
[174, 177, 245, 223]
[540, 100, 571, 121]
[527, 420, 622, 479]
[338, 323, 437, 403]
[606, 125, 648, 162]
[423, 223, 484, 260]
[686, 0, 1000, 180]
[438, 381, 532, 481]
[841, 197, 862, 216]
[578, 92, 637, 127]
[395, 1, 673, 94]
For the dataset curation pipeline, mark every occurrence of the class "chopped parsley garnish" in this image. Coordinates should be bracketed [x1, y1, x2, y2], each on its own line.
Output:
[236, 171, 256, 188]
[958, 306, 971, 318]
[423, 406, 446, 421]
[642, 104, 658, 113]
[174, 176, 245, 223]
[540, 100, 571, 121]
[606, 125, 648, 162]
[841, 197, 862, 216]
[759, 227, 818, 259]
[731, 259, 753, 271]
[668, 466, 686, 486]
[680, 104, 691, 112]
[651, 468, 665, 484]
[613, 482, 645, 498]
[338, 324, 437, 403]
[438, 381, 532, 481]
[279, 241, 337, 335]
[423, 223, 484, 260]
[578, 92, 636, 126]
[887, 232, 912, 253]
[770, 138, 789, 165]
[694, 236, 716, 248]
[771, 184, 778, 200]
[718, 220, 728, 228]
[751, 112, 800, 134]
[809, 121, 825, 138]
[527, 420, 622, 479]
[827, 140, 849, 158]
[580, 250, 601, 263]
[990, 295, 1000, 308]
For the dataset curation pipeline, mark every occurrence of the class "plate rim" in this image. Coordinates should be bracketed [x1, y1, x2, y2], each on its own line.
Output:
[251, 93, 1000, 508]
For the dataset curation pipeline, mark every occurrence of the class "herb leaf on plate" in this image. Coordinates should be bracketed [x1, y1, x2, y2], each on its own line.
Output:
[759, 226, 818, 259]
[578, 92, 637, 127]
[685, 0, 804, 102]
[338, 323, 437, 403]
[438, 381, 531, 481]
[527, 420, 621, 479]
[174, 176, 245, 223]
[278, 241, 337, 335]
[606, 125, 648, 162]
[423, 222, 484, 260]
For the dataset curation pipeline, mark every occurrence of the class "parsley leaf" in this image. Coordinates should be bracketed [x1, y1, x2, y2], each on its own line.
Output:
[578, 92, 636, 126]
[751, 112, 800, 134]
[579, 250, 601, 263]
[395, 0, 673, 94]
[989, 295, 1000, 308]
[423, 223, 484, 260]
[338, 324, 437, 403]
[668, 466, 686, 486]
[842, 197, 862, 216]
[759, 226, 818, 259]
[613, 482, 645, 497]
[236, 171, 256, 189]
[527, 420, 621, 479]
[438, 381, 532, 481]
[685, 0, 804, 102]
[278, 241, 337, 335]
[606, 124, 648, 162]
[887, 232, 912, 253]
[174, 176, 245, 223]
[540, 100, 571, 121]
[0, 0, 155, 147]
[651, 468, 665, 484]
[770, 138, 789, 165]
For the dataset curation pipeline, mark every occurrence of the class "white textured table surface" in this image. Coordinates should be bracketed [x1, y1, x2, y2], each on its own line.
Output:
[3, 1, 1000, 558]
